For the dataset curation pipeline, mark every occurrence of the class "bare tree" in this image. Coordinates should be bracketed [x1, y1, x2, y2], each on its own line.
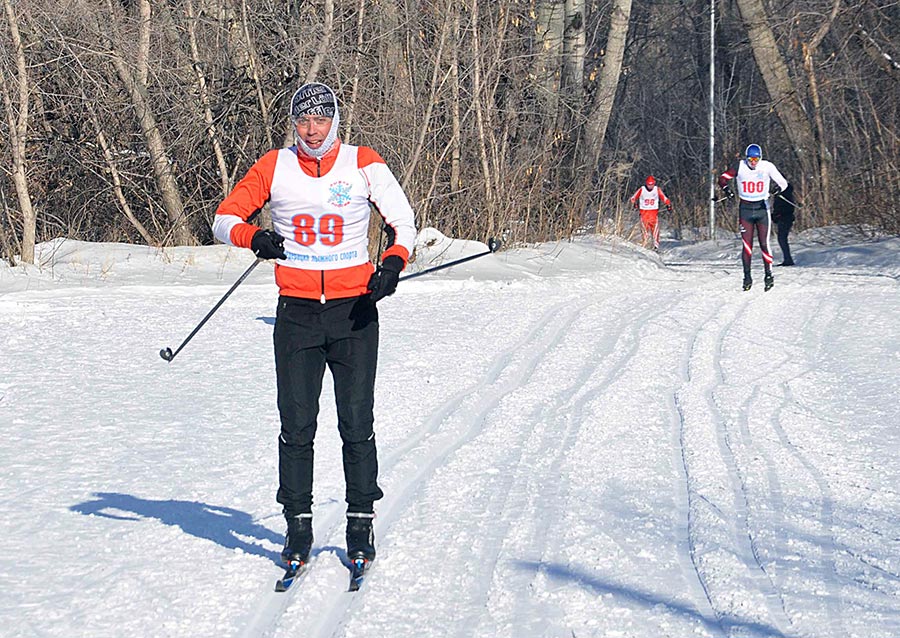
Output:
[799, 0, 842, 213]
[376, 0, 414, 121]
[562, 0, 586, 107]
[281, 0, 335, 147]
[733, 0, 820, 188]
[184, 0, 232, 199]
[344, 0, 368, 140]
[449, 5, 462, 195]
[401, 5, 452, 191]
[0, 187, 17, 264]
[0, 0, 36, 263]
[86, 102, 157, 246]
[583, 0, 632, 168]
[533, 0, 565, 133]
[0, 0, 894, 254]
[103, 0, 195, 245]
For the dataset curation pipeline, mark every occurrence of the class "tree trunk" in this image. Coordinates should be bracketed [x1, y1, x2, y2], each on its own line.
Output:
[470, 0, 496, 237]
[401, 8, 452, 190]
[186, 0, 231, 198]
[533, 0, 565, 132]
[449, 6, 461, 194]
[237, 0, 273, 149]
[559, 0, 586, 179]
[376, 0, 414, 120]
[303, 0, 334, 85]
[561, 0, 585, 106]
[137, 0, 151, 87]
[205, 0, 271, 147]
[0, 187, 18, 265]
[800, 0, 841, 220]
[344, 0, 367, 141]
[105, 0, 195, 245]
[281, 0, 334, 147]
[583, 0, 631, 168]
[733, 0, 819, 186]
[87, 103, 157, 246]
[1, 0, 36, 263]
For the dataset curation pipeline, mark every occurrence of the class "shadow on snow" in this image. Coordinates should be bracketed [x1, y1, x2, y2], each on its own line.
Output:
[70, 492, 283, 566]
[512, 559, 796, 638]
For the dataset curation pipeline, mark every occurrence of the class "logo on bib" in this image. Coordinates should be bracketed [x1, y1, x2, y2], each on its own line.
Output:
[328, 181, 352, 207]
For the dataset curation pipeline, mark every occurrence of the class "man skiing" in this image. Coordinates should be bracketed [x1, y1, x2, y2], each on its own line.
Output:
[718, 144, 789, 291]
[212, 82, 417, 585]
[630, 175, 671, 251]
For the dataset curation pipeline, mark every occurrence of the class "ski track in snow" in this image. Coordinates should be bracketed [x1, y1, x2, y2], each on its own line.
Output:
[1, 235, 898, 638]
[673, 292, 792, 637]
[282, 298, 592, 638]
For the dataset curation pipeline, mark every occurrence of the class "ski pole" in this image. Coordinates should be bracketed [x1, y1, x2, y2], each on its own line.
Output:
[159, 258, 262, 362]
[400, 238, 501, 282]
[776, 193, 800, 208]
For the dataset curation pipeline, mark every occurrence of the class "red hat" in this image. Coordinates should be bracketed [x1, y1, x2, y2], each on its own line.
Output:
[645, 176, 656, 188]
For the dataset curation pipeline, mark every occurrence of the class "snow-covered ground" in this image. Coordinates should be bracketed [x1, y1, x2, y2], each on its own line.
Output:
[1, 227, 898, 638]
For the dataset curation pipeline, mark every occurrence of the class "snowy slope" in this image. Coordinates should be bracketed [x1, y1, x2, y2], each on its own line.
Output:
[0, 229, 897, 638]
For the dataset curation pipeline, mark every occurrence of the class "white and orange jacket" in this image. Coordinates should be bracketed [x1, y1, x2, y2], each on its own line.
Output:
[213, 140, 417, 301]
[630, 186, 671, 213]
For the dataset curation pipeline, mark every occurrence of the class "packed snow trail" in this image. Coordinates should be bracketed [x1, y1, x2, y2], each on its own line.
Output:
[0, 233, 897, 638]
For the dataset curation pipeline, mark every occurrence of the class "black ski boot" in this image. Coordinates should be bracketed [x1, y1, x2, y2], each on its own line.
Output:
[346, 513, 376, 562]
[282, 513, 313, 565]
[742, 274, 752, 291]
[764, 272, 774, 291]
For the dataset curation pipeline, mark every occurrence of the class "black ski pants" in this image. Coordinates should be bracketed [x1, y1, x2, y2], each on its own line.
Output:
[274, 295, 384, 517]
[776, 215, 794, 264]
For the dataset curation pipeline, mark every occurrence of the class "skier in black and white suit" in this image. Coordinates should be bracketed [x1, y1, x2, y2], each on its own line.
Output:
[718, 143, 789, 291]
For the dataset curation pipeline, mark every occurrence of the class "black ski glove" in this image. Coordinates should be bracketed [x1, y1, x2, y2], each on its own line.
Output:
[666, 204, 673, 213]
[251, 229, 286, 260]
[367, 255, 404, 302]
[771, 184, 782, 196]
[723, 186, 735, 199]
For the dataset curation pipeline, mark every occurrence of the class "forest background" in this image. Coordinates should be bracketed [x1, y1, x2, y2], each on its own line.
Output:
[1, 0, 897, 265]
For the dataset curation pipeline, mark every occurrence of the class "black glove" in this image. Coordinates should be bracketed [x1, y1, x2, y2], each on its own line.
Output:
[666, 204, 673, 213]
[367, 255, 404, 302]
[771, 183, 782, 196]
[250, 229, 286, 260]
[723, 186, 735, 199]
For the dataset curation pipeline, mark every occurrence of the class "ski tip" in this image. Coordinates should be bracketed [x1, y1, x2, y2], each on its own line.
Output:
[274, 560, 305, 592]
[348, 557, 371, 592]
[275, 572, 300, 592]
